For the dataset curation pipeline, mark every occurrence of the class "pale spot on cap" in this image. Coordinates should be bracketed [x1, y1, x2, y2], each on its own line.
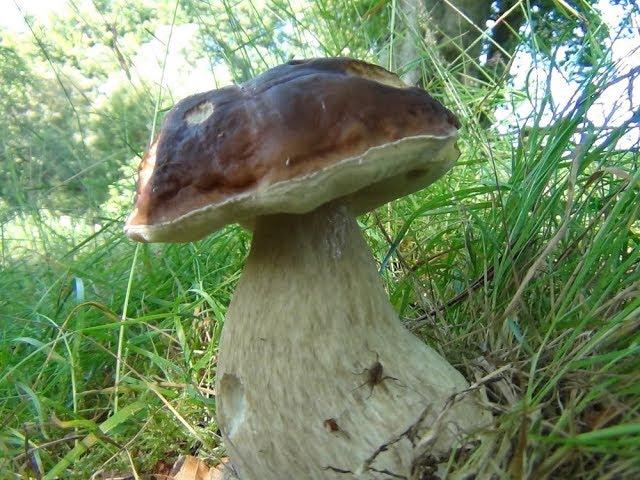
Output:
[185, 101, 214, 125]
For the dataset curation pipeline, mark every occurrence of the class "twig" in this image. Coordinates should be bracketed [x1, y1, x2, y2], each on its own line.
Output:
[360, 405, 432, 473]
[407, 266, 495, 330]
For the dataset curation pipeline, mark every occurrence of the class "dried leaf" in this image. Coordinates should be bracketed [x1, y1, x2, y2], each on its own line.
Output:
[171, 456, 211, 480]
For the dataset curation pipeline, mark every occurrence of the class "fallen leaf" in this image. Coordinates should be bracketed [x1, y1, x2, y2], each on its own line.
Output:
[171, 456, 211, 480]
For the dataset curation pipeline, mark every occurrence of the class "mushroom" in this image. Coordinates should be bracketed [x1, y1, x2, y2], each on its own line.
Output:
[125, 58, 489, 479]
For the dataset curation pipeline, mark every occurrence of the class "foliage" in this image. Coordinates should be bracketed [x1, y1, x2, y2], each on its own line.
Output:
[1, 0, 639, 478]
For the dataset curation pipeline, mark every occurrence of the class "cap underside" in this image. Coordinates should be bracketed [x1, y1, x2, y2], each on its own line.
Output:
[125, 132, 457, 242]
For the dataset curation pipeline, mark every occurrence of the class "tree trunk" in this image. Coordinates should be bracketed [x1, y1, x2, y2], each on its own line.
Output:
[389, 0, 528, 84]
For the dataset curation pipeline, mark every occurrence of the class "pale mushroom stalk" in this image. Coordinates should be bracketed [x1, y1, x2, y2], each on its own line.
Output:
[217, 202, 483, 479]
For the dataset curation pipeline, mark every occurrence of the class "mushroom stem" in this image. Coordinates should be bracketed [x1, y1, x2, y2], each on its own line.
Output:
[216, 203, 488, 479]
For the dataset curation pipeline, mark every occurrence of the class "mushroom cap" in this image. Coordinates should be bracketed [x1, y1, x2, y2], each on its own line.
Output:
[125, 57, 460, 242]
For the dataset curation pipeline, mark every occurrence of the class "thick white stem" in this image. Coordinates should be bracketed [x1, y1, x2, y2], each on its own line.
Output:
[216, 204, 488, 479]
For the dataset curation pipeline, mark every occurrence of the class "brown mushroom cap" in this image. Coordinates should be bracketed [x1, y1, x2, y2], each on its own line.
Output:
[125, 57, 460, 242]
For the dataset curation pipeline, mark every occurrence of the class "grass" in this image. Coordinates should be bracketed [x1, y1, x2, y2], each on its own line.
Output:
[1, 1, 639, 478]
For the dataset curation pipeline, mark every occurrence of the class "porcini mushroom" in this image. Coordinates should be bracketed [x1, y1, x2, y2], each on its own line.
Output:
[126, 58, 489, 479]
